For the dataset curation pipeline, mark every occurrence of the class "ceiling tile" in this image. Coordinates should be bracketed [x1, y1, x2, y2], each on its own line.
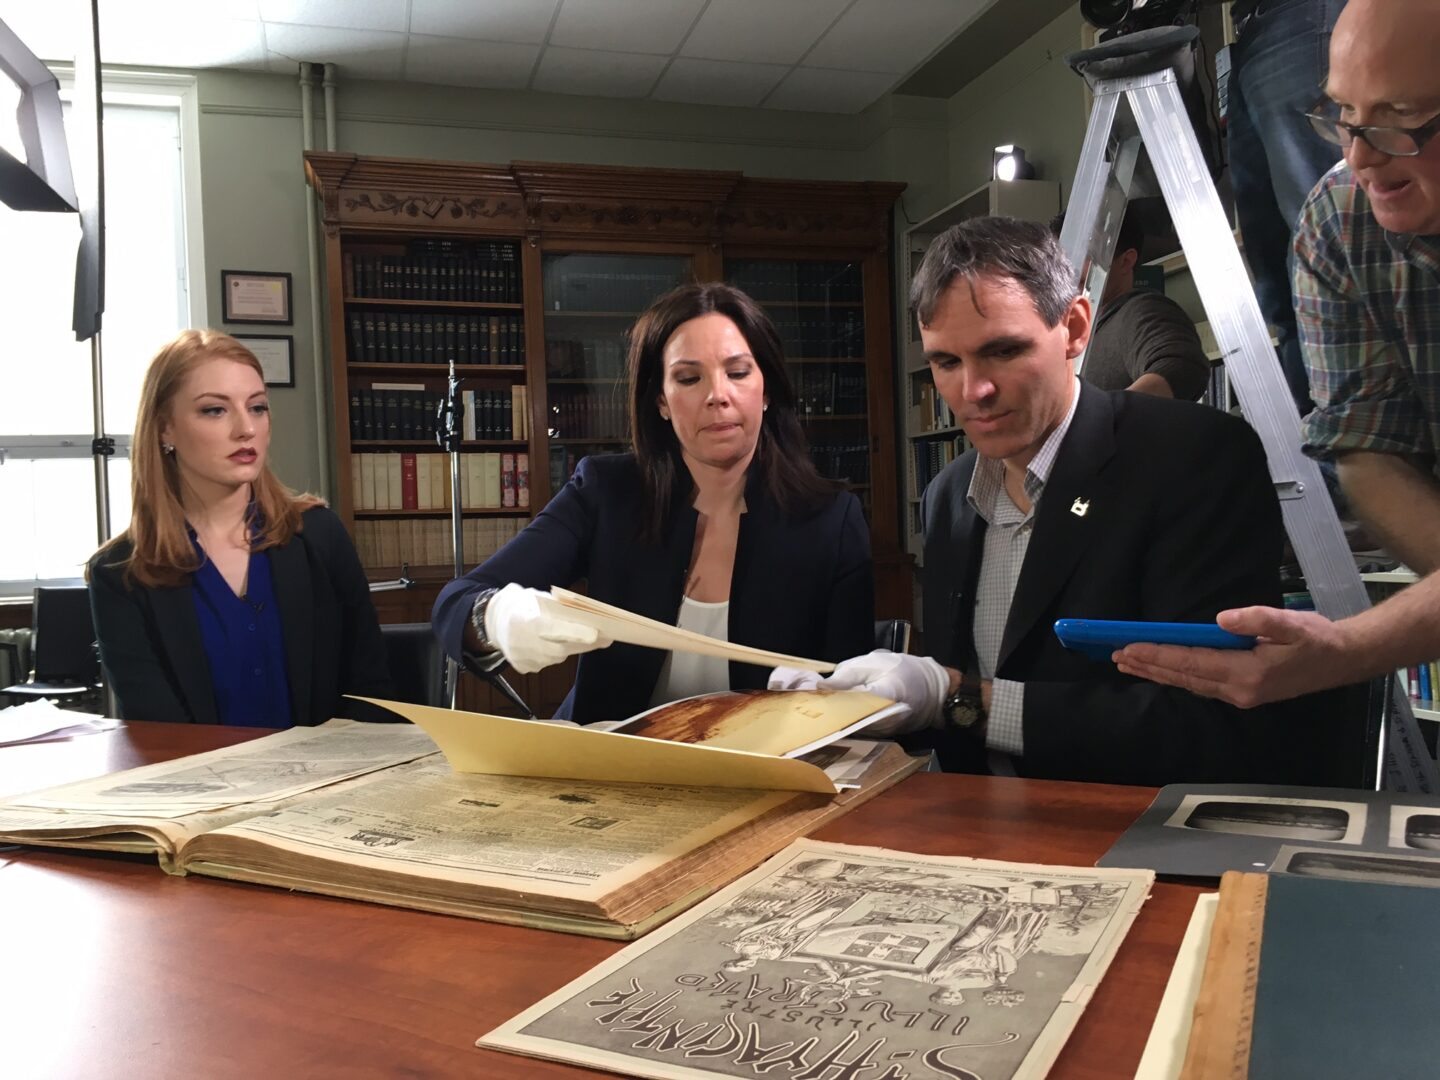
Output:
[805, 0, 987, 74]
[404, 34, 539, 89]
[651, 57, 788, 108]
[257, 0, 408, 33]
[409, 0, 560, 44]
[549, 0, 707, 56]
[264, 23, 406, 80]
[531, 45, 668, 98]
[764, 66, 895, 114]
[93, 3, 267, 69]
[681, 0, 849, 65]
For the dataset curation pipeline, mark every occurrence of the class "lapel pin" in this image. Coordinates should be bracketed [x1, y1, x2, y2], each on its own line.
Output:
[1070, 497, 1090, 518]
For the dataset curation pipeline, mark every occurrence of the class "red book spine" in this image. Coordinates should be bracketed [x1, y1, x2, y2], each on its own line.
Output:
[401, 453, 418, 511]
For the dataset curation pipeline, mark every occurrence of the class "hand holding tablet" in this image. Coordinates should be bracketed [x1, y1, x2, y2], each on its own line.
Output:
[1054, 618, 1258, 663]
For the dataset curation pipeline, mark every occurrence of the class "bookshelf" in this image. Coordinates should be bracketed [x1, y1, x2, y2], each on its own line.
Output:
[1360, 567, 1440, 722]
[306, 154, 906, 714]
[899, 180, 1061, 565]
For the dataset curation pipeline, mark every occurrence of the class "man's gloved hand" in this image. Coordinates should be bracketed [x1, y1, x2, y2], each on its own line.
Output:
[484, 584, 612, 674]
[819, 650, 951, 733]
[767, 666, 826, 692]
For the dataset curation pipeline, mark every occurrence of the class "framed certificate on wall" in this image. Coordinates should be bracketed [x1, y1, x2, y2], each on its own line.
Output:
[235, 334, 294, 387]
[222, 269, 293, 325]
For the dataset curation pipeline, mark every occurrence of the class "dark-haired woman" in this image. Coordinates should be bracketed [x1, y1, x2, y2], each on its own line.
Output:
[432, 283, 873, 723]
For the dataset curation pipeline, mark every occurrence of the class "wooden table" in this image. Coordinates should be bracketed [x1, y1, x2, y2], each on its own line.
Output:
[0, 724, 1198, 1079]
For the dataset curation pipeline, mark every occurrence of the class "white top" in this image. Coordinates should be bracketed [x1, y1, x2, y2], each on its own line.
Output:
[648, 596, 731, 707]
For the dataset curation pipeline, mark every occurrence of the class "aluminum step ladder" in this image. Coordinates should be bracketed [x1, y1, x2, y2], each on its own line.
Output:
[1058, 25, 1435, 791]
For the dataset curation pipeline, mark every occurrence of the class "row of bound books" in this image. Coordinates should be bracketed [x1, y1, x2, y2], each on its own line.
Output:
[728, 259, 864, 303]
[344, 242, 520, 303]
[544, 336, 627, 380]
[353, 515, 526, 570]
[772, 313, 864, 358]
[350, 384, 524, 443]
[1405, 661, 1440, 704]
[910, 436, 965, 498]
[347, 311, 524, 366]
[913, 380, 957, 432]
[548, 387, 627, 441]
[542, 270, 682, 313]
[795, 367, 868, 416]
[351, 452, 530, 512]
[809, 441, 871, 486]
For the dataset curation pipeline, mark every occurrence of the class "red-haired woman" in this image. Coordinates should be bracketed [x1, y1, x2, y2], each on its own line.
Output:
[89, 330, 392, 726]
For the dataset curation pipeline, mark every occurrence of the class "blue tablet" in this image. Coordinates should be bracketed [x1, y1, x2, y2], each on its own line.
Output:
[1053, 619, 1257, 662]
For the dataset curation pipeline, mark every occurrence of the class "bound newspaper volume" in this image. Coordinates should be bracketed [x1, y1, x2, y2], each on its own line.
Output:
[0, 690, 921, 938]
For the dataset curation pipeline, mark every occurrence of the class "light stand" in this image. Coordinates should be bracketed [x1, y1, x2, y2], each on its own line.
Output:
[436, 362, 533, 718]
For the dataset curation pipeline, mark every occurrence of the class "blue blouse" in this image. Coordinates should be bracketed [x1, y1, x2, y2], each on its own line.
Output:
[190, 541, 293, 728]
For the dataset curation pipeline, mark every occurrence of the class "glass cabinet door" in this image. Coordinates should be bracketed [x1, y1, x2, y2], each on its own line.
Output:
[541, 252, 691, 490]
[725, 257, 870, 512]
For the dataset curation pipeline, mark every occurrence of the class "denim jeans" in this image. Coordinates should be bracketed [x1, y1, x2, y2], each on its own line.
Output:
[1227, 0, 1346, 416]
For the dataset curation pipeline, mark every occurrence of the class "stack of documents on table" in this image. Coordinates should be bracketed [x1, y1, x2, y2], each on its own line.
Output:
[0, 699, 119, 746]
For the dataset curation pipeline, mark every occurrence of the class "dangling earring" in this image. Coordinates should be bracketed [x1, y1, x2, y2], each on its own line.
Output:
[162, 443, 175, 454]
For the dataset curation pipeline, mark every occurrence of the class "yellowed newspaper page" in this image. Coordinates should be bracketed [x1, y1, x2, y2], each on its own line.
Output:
[482, 839, 1155, 1080]
[188, 757, 796, 902]
[549, 587, 836, 673]
[362, 699, 839, 795]
[610, 690, 904, 758]
[4, 719, 438, 817]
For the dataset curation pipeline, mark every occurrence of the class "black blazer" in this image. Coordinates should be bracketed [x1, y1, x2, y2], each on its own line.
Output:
[89, 506, 394, 725]
[921, 383, 1352, 786]
[432, 454, 875, 723]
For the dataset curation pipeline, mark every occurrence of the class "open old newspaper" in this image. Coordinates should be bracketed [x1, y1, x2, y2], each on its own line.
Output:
[481, 839, 1154, 1079]
[0, 691, 921, 938]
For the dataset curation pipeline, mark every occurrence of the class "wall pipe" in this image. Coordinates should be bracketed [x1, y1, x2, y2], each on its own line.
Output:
[299, 61, 331, 498]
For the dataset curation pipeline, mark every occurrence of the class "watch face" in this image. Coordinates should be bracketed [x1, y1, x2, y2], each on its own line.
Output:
[946, 692, 983, 729]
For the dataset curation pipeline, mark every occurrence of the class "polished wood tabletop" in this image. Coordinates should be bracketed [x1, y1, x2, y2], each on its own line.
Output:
[0, 723, 1197, 1079]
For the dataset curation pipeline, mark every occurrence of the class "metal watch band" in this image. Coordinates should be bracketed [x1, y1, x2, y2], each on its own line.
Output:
[466, 587, 501, 658]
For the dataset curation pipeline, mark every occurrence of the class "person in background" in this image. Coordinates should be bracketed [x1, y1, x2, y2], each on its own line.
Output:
[1051, 209, 1211, 401]
[1226, 0, 1345, 416]
[775, 217, 1345, 787]
[89, 330, 393, 726]
[432, 283, 873, 723]
[1117, 0, 1440, 708]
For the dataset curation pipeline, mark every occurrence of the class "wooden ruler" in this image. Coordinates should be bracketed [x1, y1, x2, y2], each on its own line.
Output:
[1178, 871, 1268, 1080]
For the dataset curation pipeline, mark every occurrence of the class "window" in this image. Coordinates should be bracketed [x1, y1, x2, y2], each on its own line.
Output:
[0, 72, 204, 595]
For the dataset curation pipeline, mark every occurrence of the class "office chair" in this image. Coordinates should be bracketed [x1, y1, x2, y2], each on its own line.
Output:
[2, 586, 103, 710]
[378, 623, 447, 708]
[874, 619, 912, 654]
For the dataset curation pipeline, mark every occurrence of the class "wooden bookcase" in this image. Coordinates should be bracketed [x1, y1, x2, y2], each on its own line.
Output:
[305, 153, 907, 716]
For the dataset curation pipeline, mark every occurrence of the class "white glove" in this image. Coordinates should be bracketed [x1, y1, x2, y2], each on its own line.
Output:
[483, 584, 612, 674]
[767, 665, 826, 692]
[819, 650, 950, 735]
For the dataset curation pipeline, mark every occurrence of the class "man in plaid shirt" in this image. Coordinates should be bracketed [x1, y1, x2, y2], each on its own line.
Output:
[1118, 0, 1440, 707]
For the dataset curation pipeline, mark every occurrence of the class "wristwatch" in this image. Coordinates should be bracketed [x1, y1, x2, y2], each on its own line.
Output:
[943, 678, 986, 730]
[465, 587, 505, 672]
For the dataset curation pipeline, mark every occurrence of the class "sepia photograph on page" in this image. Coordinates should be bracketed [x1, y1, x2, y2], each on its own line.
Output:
[481, 839, 1154, 1079]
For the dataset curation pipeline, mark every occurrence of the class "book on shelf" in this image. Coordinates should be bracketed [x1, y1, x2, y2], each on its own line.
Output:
[481, 837, 1152, 1079]
[344, 241, 521, 304]
[0, 691, 923, 939]
[351, 515, 526, 570]
[351, 452, 528, 511]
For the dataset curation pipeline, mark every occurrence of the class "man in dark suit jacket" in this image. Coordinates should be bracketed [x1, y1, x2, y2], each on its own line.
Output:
[796, 216, 1358, 786]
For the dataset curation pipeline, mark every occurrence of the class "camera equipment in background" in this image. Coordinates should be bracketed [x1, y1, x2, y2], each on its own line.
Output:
[1081, 0, 1204, 39]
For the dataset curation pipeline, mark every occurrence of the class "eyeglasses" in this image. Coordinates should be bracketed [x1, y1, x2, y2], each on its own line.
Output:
[1304, 105, 1440, 157]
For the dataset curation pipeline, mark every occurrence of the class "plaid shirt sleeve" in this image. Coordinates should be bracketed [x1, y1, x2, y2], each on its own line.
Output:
[1296, 170, 1432, 460]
